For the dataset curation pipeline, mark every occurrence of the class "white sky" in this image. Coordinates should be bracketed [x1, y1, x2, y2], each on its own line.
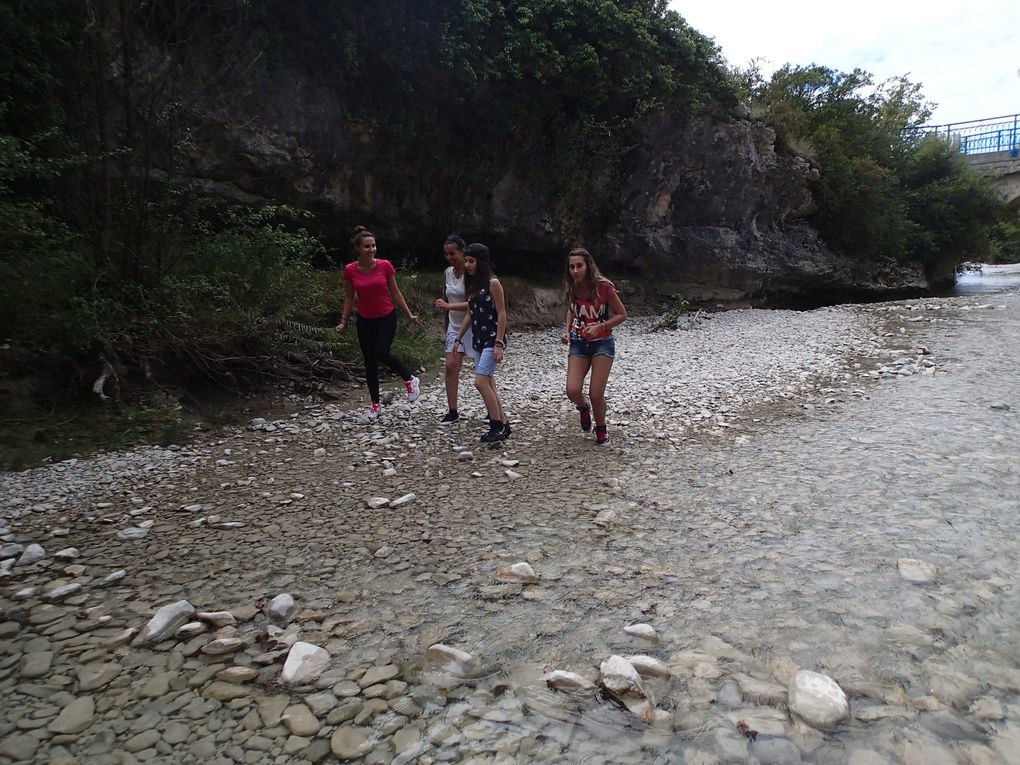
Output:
[670, 0, 1020, 126]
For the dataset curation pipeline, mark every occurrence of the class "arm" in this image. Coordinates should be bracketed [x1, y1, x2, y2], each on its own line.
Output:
[336, 280, 356, 332]
[561, 306, 572, 345]
[435, 300, 469, 312]
[387, 272, 419, 324]
[490, 279, 507, 364]
[455, 311, 471, 344]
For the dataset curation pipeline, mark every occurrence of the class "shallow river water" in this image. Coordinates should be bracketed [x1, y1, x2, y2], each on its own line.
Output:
[1, 273, 1018, 765]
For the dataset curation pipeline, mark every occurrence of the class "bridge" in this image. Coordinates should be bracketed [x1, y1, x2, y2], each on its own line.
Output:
[906, 114, 1020, 206]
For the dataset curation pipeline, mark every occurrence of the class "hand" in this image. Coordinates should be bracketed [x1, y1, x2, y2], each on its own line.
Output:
[336, 321, 346, 333]
[493, 346, 504, 364]
[560, 332, 569, 345]
[408, 314, 420, 325]
[434, 299, 448, 310]
[582, 323, 602, 340]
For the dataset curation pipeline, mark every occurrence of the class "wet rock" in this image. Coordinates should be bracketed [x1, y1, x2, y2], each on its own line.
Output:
[0, 733, 39, 761]
[20, 651, 53, 678]
[200, 637, 245, 655]
[543, 670, 596, 690]
[76, 663, 122, 691]
[16, 543, 46, 566]
[43, 583, 82, 603]
[897, 558, 937, 583]
[624, 623, 658, 642]
[216, 666, 258, 684]
[360, 665, 399, 687]
[624, 655, 671, 679]
[135, 600, 196, 644]
[48, 695, 95, 734]
[599, 655, 655, 723]
[202, 681, 251, 701]
[789, 670, 850, 728]
[496, 562, 539, 584]
[116, 526, 149, 541]
[282, 703, 321, 736]
[196, 610, 237, 627]
[734, 672, 789, 706]
[176, 621, 208, 638]
[267, 593, 297, 624]
[424, 644, 478, 677]
[331, 726, 372, 760]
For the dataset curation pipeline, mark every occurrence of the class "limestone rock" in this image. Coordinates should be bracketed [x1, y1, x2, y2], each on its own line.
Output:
[624, 623, 659, 642]
[496, 562, 539, 584]
[135, 600, 196, 644]
[48, 696, 96, 734]
[624, 655, 671, 679]
[543, 670, 596, 690]
[789, 669, 850, 728]
[424, 644, 479, 678]
[267, 593, 297, 624]
[600, 654, 655, 723]
[898, 558, 937, 583]
[282, 642, 330, 686]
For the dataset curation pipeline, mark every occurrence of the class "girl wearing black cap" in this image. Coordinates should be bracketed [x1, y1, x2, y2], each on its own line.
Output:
[454, 243, 510, 442]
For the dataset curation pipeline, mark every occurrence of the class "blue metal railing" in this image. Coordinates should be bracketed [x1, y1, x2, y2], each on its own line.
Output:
[904, 113, 1019, 157]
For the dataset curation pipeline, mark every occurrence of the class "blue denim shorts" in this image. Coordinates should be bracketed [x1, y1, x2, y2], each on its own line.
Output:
[468, 346, 497, 376]
[569, 336, 616, 359]
[444, 327, 472, 354]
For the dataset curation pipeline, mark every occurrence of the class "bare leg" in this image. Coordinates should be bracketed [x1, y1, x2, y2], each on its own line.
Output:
[588, 355, 615, 426]
[565, 355, 591, 409]
[444, 351, 465, 411]
[474, 374, 505, 423]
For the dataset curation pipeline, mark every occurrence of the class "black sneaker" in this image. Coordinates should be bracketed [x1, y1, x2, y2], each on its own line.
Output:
[440, 410, 459, 425]
[501, 421, 511, 439]
[480, 422, 509, 443]
[595, 425, 610, 445]
[578, 405, 592, 432]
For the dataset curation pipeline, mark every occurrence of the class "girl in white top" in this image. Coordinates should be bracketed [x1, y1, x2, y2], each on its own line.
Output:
[433, 235, 472, 424]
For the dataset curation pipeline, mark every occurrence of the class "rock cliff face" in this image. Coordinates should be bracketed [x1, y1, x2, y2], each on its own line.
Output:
[180, 55, 929, 304]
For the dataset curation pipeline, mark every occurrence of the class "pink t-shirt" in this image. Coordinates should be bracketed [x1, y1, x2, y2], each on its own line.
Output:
[344, 259, 396, 319]
[569, 280, 616, 341]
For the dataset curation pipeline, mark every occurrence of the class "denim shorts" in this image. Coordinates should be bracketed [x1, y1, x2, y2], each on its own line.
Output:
[444, 327, 472, 354]
[468, 346, 497, 376]
[569, 336, 616, 359]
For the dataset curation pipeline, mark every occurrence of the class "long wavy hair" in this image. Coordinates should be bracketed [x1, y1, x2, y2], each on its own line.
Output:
[563, 247, 608, 304]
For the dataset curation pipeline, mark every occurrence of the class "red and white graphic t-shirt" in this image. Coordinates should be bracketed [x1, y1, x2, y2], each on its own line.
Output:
[344, 259, 395, 319]
[569, 280, 616, 341]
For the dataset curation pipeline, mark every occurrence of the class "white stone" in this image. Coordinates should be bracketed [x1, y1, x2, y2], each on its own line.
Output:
[543, 670, 595, 690]
[599, 655, 655, 723]
[624, 655, 671, 679]
[314, 448, 326, 458]
[97, 569, 126, 587]
[505, 470, 522, 479]
[390, 493, 416, 508]
[197, 610, 237, 627]
[789, 669, 850, 728]
[424, 643, 478, 677]
[624, 623, 658, 641]
[176, 621, 208, 638]
[43, 583, 82, 602]
[366, 497, 390, 509]
[116, 526, 149, 541]
[16, 543, 46, 565]
[267, 593, 297, 623]
[201, 637, 245, 655]
[135, 600, 196, 644]
[282, 642, 330, 686]
[53, 547, 80, 561]
[897, 558, 937, 583]
[496, 562, 538, 583]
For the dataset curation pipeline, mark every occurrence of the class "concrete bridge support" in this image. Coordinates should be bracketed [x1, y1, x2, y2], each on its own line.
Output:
[967, 151, 1020, 206]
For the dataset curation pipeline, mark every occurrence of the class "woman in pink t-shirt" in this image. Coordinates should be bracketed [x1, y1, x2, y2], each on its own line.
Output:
[560, 247, 627, 445]
[336, 226, 421, 420]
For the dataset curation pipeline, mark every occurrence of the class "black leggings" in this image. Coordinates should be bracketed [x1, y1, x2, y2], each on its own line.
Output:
[356, 311, 411, 403]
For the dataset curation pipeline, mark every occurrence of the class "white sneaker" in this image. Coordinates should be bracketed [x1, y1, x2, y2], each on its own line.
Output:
[405, 376, 421, 403]
[366, 402, 382, 421]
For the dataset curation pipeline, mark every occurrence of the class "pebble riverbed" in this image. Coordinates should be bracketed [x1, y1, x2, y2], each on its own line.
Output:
[1, 281, 1018, 764]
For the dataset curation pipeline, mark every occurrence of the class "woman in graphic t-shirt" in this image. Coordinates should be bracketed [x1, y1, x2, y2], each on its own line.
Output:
[560, 247, 627, 445]
[433, 234, 472, 424]
[336, 226, 421, 420]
